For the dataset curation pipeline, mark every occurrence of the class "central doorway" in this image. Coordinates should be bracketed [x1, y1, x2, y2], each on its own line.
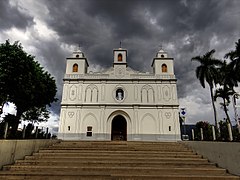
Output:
[111, 115, 127, 141]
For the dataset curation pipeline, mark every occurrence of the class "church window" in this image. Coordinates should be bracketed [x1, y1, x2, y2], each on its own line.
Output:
[87, 126, 92, 131]
[68, 126, 71, 131]
[118, 54, 122, 61]
[76, 54, 79, 58]
[162, 64, 167, 73]
[161, 54, 164, 58]
[169, 126, 171, 131]
[116, 88, 124, 101]
[87, 126, 92, 136]
[87, 132, 92, 136]
[73, 64, 78, 72]
[141, 85, 154, 103]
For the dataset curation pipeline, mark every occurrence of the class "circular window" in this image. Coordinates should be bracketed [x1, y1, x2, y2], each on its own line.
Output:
[161, 54, 164, 58]
[116, 88, 124, 101]
[76, 54, 79, 58]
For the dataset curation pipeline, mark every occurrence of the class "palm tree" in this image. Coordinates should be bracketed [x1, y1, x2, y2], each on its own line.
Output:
[191, 49, 222, 130]
[214, 60, 236, 126]
[214, 86, 235, 125]
[225, 39, 240, 81]
[217, 60, 238, 88]
[224, 39, 240, 133]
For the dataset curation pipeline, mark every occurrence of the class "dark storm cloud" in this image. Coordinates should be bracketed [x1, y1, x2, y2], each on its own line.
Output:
[31, 39, 69, 115]
[39, 0, 240, 103]
[0, 1, 34, 31]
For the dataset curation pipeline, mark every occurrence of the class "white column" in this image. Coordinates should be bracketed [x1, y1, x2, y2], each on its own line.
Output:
[227, 123, 233, 141]
[191, 129, 195, 140]
[200, 128, 203, 141]
[212, 125, 216, 141]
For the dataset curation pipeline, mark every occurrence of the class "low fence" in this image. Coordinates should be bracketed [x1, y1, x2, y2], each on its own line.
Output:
[0, 139, 61, 169]
[183, 141, 240, 176]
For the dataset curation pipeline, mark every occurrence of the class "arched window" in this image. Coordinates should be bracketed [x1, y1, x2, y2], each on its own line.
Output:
[162, 64, 167, 73]
[118, 54, 122, 62]
[73, 64, 78, 72]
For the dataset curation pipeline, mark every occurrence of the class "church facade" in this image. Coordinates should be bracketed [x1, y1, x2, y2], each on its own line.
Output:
[58, 47, 181, 141]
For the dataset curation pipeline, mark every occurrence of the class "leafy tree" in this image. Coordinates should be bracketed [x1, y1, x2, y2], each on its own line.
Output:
[0, 121, 5, 138]
[191, 50, 222, 130]
[22, 106, 50, 124]
[195, 121, 213, 141]
[1, 114, 18, 138]
[25, 123, 34, 138]
[0, 40, 57, 137]
[232, 125, 240, 141]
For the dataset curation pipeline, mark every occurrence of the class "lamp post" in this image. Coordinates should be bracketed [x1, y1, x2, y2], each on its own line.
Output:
[232, 92, 240, 133]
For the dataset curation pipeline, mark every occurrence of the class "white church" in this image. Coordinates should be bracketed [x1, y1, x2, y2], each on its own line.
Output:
[58, 46, 181, 141]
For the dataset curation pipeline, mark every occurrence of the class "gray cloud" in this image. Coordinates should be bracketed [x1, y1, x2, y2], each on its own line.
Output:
[0, 1, 34, 31]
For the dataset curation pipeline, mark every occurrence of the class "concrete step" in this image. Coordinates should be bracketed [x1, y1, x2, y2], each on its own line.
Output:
[21, 156, 210, 163]
[2, 166, 228, 175]
[33, 149, 195, 155]
[39, 147, 192, 152]
[14, 159, 216, 168]
[29, 152, 201, 158]
[0, 172, 238, 180]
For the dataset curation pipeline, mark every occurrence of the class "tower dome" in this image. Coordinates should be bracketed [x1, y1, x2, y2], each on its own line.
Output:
[156, 48, 168, 58]
[72, 46, 85, 58]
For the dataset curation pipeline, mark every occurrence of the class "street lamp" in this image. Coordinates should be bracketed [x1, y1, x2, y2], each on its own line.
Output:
[232, 92, 240, 133]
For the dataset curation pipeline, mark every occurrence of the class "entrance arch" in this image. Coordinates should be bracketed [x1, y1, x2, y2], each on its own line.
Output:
[111, 115, 127, 141]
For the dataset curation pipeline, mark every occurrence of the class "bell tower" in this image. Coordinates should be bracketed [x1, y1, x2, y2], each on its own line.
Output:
[65, 47, 89, 75]
[113, 47, 127, 67]
[152, 48, 174, 75]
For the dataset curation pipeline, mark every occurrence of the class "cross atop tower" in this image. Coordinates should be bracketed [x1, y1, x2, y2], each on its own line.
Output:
[159, 44, 163, 50]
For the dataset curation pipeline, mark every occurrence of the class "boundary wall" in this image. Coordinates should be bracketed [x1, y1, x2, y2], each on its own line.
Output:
[183, 141, 240, 176]
[0, 139, 61, 169]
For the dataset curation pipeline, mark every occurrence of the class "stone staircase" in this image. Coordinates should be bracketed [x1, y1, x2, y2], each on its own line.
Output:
[0, 141, 239, 179]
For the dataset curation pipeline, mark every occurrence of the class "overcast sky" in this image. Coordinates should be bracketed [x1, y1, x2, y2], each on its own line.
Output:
[1, 0, 240, 132]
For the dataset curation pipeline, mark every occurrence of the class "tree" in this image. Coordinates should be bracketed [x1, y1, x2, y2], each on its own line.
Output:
[0, 40, 57, 137]
[214, 87, 235, 125]
[214, 60, 235, 126]
[22, 106, 50, 124]
[195, 121, 213, 141]
[224, 39, 240, 134]
[217, 60, 238, 89]
[191, 49, 222, 130]
[225, 39, 240, 81]
[218, 120, 229, 141]
[2, 114, 18, 138]
[25, 123, 35, 138]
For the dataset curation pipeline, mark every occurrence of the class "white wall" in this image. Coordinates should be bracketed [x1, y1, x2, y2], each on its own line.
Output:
[0, 140, 60, 169]
[184, 141, 240, 176]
